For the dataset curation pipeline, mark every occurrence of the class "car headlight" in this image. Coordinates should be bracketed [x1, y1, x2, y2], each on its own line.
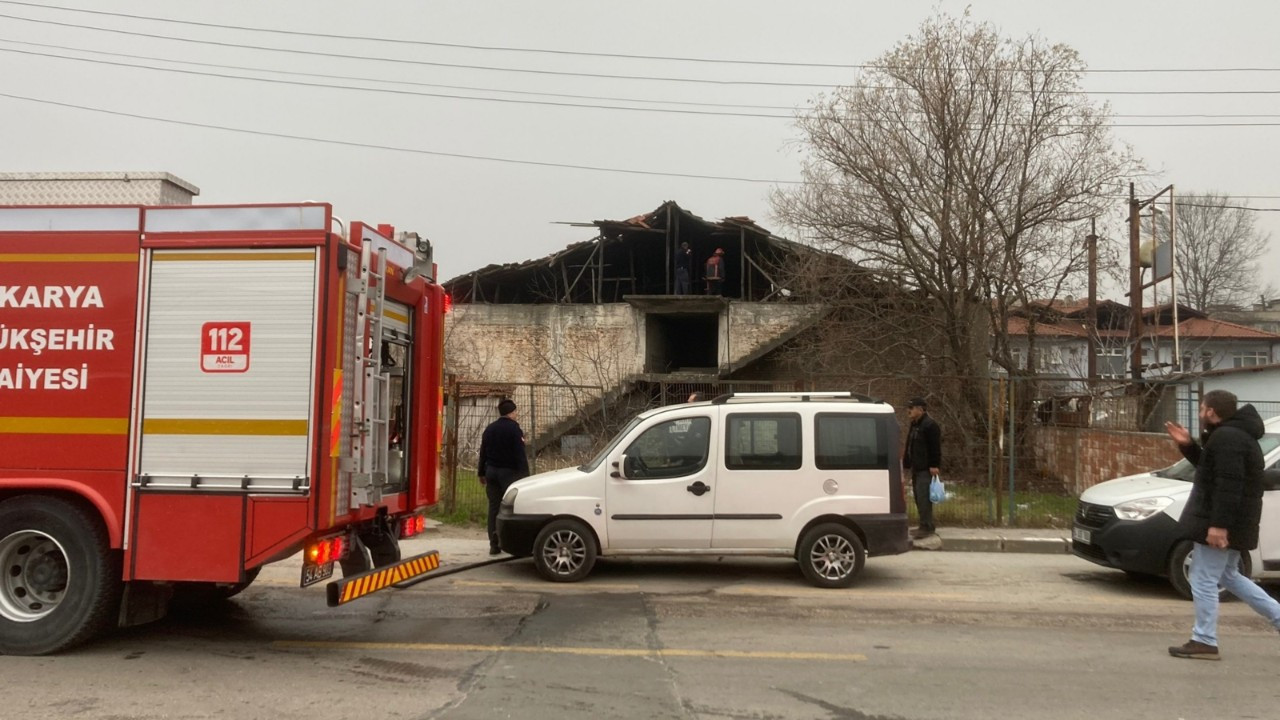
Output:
[1114, 496, 1174, 521]
[501, 486, 518, 507]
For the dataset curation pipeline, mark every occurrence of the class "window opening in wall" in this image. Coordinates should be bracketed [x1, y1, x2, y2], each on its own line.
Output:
[645, 313, 718, 373]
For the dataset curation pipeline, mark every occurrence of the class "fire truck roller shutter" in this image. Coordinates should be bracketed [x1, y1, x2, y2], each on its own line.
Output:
[136, 249, 319, 491]
[129, 248, 320, 583]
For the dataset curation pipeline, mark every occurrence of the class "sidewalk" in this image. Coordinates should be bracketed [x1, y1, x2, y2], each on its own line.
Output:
[419, 521, 1073, 556]
[917, 527, 1072, 554]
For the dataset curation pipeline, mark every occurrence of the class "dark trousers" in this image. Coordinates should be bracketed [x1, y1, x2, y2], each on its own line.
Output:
[675, 267, 691, 295]
[911, 469, 935, 533]
[705, 279, 723, 296]
[485, 467, 519, 550]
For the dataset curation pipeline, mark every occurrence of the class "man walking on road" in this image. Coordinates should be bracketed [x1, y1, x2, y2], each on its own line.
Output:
[1164, 390, 1280, 660]
[903, 397, 942, 539]
[478, 398, 529, 555]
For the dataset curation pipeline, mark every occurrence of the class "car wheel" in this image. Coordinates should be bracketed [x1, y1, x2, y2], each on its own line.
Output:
[1168, 540, 1252, 601]
[0, 496, 122, 655]
[798, 523, 865, 589]
[532, 519, 597, 583]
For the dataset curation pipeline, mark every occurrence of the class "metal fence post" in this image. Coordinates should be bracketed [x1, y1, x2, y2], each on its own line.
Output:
[529, 387, 538, 475]
[444, 373, 460, 513]
[1007, 378, 1017, 526]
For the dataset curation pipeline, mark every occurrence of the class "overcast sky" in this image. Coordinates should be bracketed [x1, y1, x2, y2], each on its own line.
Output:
[3, 0, 1277, 300]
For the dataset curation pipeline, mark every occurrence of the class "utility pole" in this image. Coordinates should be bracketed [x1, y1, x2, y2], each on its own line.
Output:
[1128, 183, 1143, 381]
[1087, 219, 1098, 384]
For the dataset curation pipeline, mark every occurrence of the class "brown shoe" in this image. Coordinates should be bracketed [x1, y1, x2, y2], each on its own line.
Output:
[1168, 640, 1219, 660]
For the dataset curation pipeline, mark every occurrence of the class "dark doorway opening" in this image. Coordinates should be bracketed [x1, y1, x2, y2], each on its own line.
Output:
[646, 313, 718, 373]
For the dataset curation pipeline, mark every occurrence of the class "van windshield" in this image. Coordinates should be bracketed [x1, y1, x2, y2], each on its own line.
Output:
[1152, 433, 1280, 481]
[579, 416, 645, 473]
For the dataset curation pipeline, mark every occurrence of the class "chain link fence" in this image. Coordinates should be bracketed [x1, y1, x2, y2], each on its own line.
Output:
[436, 372, 1277, 529]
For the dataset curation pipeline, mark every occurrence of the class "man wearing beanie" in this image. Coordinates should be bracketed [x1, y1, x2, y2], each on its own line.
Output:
[478, 398, 530, 555]
[902, 397, 942, 539]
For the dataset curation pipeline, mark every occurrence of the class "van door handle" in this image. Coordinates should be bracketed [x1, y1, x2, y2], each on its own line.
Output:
[686, 481, 710, 496]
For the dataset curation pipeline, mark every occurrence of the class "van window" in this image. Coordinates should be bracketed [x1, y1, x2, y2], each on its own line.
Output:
[815, 414, 887, 470]
[623, 417, 710, 479]
[1154, 433, 1280, 481]
[726, 413, 802, 470]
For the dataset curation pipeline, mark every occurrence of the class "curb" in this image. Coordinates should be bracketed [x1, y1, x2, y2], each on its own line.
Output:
[935, 535, 1071, 554]
[938, 537, 1003, 553]
[1001, 537, 1071, 554]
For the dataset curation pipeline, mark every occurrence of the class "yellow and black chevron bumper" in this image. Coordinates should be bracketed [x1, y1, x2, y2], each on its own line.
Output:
[325, 550, 441, 607]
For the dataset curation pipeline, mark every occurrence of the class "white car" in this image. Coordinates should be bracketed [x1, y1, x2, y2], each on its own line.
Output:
[496, 392, 910, 587]
[1072, 415, 1280, 599]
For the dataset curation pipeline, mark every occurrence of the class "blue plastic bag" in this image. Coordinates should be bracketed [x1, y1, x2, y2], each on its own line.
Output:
[929, 475, 946, 504]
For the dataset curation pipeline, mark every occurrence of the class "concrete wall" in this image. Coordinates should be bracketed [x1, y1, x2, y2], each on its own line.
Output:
[1031, 426, 1183, 495]
[444, 301, 825, 448]
[721, 302, 825, 373]
[445, 303, 643, 387]
[447, 301, 825, 385]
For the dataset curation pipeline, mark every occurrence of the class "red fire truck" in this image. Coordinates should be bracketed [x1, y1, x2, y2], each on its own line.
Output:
[0, 203, 447, 655]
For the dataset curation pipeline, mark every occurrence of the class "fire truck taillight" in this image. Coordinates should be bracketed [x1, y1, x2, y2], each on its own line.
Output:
[443, 293, 453, 313]
[400, 513, 428, 539]
[306, 535, 350, 565]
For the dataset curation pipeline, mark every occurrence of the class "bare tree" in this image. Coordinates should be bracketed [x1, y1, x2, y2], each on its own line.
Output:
[1165, 193, 1271, 311]
[774, 13, 1137, 389]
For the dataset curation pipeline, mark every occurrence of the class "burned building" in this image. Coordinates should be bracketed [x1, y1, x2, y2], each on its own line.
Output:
[443, 201, 827, 386]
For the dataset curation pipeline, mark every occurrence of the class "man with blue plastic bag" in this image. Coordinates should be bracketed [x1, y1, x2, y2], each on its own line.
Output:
[903, 397, 942, 539]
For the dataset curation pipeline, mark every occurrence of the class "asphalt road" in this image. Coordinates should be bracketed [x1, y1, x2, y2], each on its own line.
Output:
[3, 528, 1279, 720]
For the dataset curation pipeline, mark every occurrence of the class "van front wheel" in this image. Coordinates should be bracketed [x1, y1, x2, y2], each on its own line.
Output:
[798, 523, 865, 588]
[1168, 540, 1251, 601]
[532, 519, 596, 583]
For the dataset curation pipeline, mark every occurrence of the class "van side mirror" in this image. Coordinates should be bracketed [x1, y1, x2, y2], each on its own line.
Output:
[1263, 468, 1280, 493]
[611, 457, 626, 479]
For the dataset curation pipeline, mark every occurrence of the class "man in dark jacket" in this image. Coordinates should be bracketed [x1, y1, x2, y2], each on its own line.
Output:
[1164, 390, 1280, 660]
[478, 398, 530, 555]
[674, 242, 693, 295]
[902, 397, 942, 538]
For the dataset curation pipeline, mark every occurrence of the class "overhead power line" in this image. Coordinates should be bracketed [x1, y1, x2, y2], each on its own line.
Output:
[3, 90, 1280, 211]
[0, 90, 799, 183]
[1177, 202, 1280, 212]
[8, 37, 1280, 120]
[0, 37, 799, 112]
[10, 44, 1280, 126]
[8, 11, 1280, 95]
[5, 0, 1280, 75]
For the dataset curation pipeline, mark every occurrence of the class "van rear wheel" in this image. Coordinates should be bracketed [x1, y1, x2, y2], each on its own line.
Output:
[798, 523, 865, 588]
[532, 519, 596, 583]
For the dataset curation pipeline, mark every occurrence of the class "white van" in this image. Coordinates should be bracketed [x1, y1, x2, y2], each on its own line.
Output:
[495, 392, 911, 587]
[1072, 415, 1280, 599]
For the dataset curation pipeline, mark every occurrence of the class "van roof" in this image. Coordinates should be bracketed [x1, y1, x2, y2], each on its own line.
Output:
[643, 391, 895, 420]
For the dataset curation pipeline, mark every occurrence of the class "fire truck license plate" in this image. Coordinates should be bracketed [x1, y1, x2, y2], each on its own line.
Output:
[301, 561, 334, 588]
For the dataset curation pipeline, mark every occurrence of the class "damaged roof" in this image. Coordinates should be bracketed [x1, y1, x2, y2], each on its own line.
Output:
[442, 200, 809, 304]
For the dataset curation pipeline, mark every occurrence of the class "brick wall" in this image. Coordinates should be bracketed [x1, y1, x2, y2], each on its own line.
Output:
[1031, 425, 1183, 495]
